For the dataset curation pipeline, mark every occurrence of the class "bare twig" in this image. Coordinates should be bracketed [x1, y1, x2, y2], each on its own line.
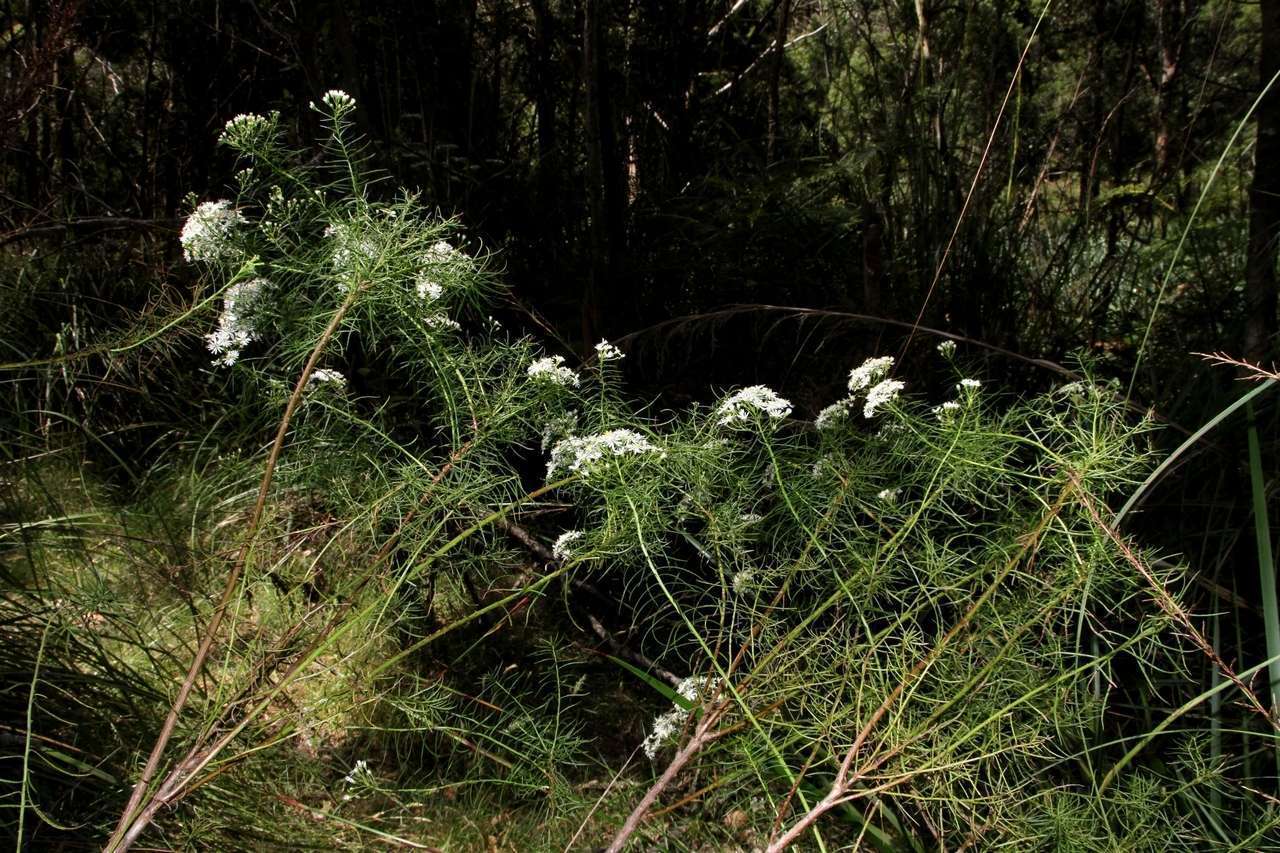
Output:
[766, 483, 1073, 851]
[0, 216, 178, 247]
[604, 703, 729, 853]
[106, 285, 363, 852]
[1071, 472, 1278, 730]
[1197, 351, 1280, 380]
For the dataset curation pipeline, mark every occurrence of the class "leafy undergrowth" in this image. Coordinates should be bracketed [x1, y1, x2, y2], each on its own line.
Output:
[4, 94, 1279, 851]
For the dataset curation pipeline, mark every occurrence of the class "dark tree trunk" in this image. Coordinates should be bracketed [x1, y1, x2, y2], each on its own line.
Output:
[581, 0, 627, 346]
[583, 0, 605, 346]
[766, 0, 792, 164]
[1153, 0, 1185, 179]
[1245, 0, 1280, 364]
[531, 0, 559, 220]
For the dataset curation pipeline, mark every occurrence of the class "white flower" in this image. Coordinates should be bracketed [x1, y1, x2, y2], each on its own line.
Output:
[1055, 380, 1103, 403]
[206, 277, 269, 366]
[877, 487, 900, 503]
[642, 707, 687, 759]
[552, 530, 585, 561]
[811, 454, 836, 478]
[739, 513, 764, 525]
[815, 397, 857, 430]
[958, 378, 981, 391]
[219, 112, 271, 148]
[181, 200, 245, 263]
[540, 411, 580, 451]
[528, 355, 581, 388]
[342, 759, 370, 786]
[546, 429, 662, 479]
[425, 240, 457, 260]
[676, 675, 718, 702]
[321, 89, 356, 111]
[848, 356, 894, 393]
[863, 379, 905, 418]
[932, 400, 962, 419]
[307, 368, 345, 386]
[715, 385, 792, 426]
[595, 339, 625, 361]
[936, 340, 957, 358]
[424, 313, 460, 331]
[732, 569, 755, 595]
[325, 221, 379, 283]
[415, 275, 443, 301]
[641, 676, 721, 759]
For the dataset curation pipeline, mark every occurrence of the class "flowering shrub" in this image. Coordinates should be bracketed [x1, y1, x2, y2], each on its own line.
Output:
[87, 93, 1243, 851]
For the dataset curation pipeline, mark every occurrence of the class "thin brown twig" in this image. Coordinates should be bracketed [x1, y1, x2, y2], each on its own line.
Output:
[1071, 472, 1278, 729]
[106, 285, 363, 852]
[1197, 351, 1280, 380]
[604, 704, 731, 853]
[766, 482, 1073, 851]
[109, 438, 474, 850]
[899, 0, 1054, 357]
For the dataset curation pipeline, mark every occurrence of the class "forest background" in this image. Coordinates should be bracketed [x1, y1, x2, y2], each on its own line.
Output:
[3, 0, 1280, 849]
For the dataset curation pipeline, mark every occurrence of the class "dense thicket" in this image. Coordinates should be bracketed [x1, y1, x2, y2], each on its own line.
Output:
[2, 1, 1280, 849]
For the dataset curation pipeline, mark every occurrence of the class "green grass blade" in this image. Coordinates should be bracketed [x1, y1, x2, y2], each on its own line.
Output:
[1116, 379, 1276, 526]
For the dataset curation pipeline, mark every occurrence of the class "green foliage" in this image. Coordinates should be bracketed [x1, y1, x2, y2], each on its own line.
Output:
[3, 95, 1278, 852]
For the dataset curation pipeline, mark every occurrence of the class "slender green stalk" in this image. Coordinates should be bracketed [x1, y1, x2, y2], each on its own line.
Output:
[1128, 68, 1280, 392]
[1246, 400, 1280, 777]
[16, 620, 51, 853]
[1099, 654, 1280, 792]
[1116, 379, 1276, 526]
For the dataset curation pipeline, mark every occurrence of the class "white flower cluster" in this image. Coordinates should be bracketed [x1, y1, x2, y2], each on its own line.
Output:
[540, 411, 579, 452]
[552, 530, 584, 561]
[932, 400, 961, 419]
[528, 355, 581, 388]
[811, 453, 837, 478]
[324, 222, 379, 285]
[427, 240, 455, 258]
[307, 368, 345, 386]
[816, 355, 907, 427]
[642, 676, 721, 760]
[219, 112, 271, 149]
[415, 276, 443, 302]
[342, 759, 370, 786]
[340, 758, 373, 802]
[259, 185, 306, 240]
[929, 378, 980, 419]
[181, 200, 245, 264]
[424, 313, 461, 331]
[546, 429, 661, 478]
[206, 277, 269, 366]
[595, 339, 624, 361]
[415, 241, 461, 301]
[815, 397, 857, 430]
[848, 355, 895, 392]
[863, 378, 905, 418]
[937, 339, 957, 358]
[1055, 380, 1107, 404]
[319, 89, 356, 112]
[877, 487, 901, 503]
[715, 385, 793, 426]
